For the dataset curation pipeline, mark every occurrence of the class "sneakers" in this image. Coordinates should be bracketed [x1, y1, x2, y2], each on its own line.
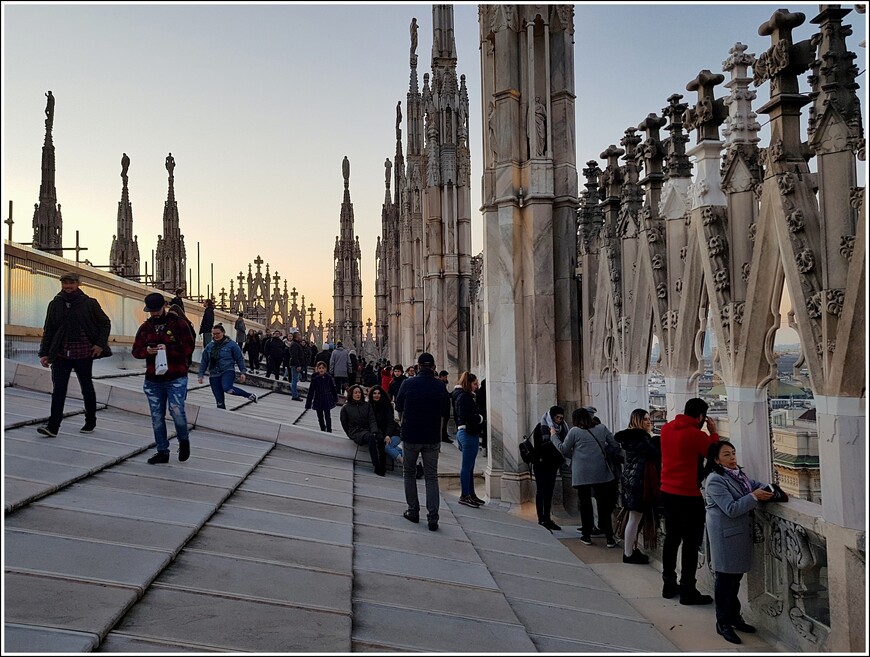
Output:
[680, 588, 713, 606]
[716, 623, 742, 644]
[578, 535, 593, 546]
[458, 495, 480, 508]
[249, 394, 258, 403]
[415, 463, 424, 479]
[148, 452, 170, 464]
[178, 441, 190, 462]
[622, 549, 650, 564]
[606, 538, 619, 549]
[470, 493, 486, 505]
[428, 520, 439, 531]
[80, 423, 96, 434]
[577, 526, 605, 536]
[292, 396, 303, 402]
[37, 425, 58, 437]
[403, 510, 420, 524]
[544, 519, 562, 531]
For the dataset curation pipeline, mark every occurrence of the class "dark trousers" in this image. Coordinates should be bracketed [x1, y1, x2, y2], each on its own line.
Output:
[714, 572, 744, 626]
[315, 409, 332, 432]
[661, 491, 706, 588]
[265, 356, 282, 380]
[49, 357, 96, 431]
[367, 432, 386, 472]
[248, 353, 258, 372]
[576, 479, 618, 539]
[533, 462, 559, 522]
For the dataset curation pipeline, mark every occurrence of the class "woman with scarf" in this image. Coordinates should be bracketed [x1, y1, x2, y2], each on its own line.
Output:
[703, 440, 773, 645]
[198, 323, 257, 408]
[533, 405, 569, 530]
[341, 384, 385, 476]
[368, 385, 402, 466]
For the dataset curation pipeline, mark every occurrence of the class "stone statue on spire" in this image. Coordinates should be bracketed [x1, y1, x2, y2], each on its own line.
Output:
[385, 158, 392, 188]
[45, 90, 55, 129]
[410, 18, 418, 57]
[121, 153, 130, 180]
[165, 152, 175, 177]
[342, 155, 350, 188]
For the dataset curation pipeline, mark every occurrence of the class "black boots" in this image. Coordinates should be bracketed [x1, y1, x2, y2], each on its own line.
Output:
[716, 623, 741, 644]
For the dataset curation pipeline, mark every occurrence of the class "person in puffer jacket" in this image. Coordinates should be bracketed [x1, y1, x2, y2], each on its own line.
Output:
[305, 361, 338, 432]
[341, 384, 385, 476]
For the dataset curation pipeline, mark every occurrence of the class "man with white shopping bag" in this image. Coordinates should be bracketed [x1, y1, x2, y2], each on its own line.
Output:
[132, 292, 195, 464]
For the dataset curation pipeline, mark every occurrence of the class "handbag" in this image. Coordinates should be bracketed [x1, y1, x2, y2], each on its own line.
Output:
[587, 429, 622, 478]
[519, 434, 538, 464]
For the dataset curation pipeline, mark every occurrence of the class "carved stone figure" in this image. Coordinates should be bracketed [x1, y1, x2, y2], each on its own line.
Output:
[121, 153, 130, 179]
[534, 97, 547, 156]
[410, 17, 418, 56]
[384, 158, 392, 188]
[165, 153, 175, 176]
[45, 90, 55, 125]
[488, 101, 497, 164]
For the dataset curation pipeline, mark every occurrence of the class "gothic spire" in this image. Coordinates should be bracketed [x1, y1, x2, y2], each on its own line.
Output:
[110, 152, 140, 278]
[31, 90, 62, 251]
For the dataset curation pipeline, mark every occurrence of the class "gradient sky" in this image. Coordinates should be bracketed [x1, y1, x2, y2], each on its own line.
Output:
[3, 2, 865, 344]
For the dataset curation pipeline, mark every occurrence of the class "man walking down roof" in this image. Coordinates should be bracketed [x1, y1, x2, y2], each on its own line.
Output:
[395, 352, 450, 531]
[36, 272, 112, 437]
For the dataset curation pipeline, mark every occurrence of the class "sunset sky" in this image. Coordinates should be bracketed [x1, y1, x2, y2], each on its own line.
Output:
[4, 2, 863, 344]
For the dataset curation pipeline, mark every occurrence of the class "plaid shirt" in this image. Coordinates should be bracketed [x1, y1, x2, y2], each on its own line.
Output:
[62, 328, 93, 360]
[132, 312, 195, 381]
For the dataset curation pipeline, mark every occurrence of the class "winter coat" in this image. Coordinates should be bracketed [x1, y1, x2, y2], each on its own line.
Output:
[340, 398, 379, 445]
[244, 335, 260, 359]
[615, 428, 661, 511]
[451, 388, 483, 436]
[371, 400, 399, 438]
[329, 346, 352, 378]
[394, 369, 450, 444]
[305, 372, 338, 412]
[263, 336, 286, 360]
[39, 290, 112, 363]
[132, 311, 195, 382]
[199, 305, 215, 335]
[199, 337, 246, 378]
[289, 338, 305, 367]
[314, 349, 332, 368]
[704, 470, 762, 573]
[551, 424, 622, 487]
[234, 317, 246, 344]
[532, 412, 569, 469]
[380, 368, 392, 392]
[660, 414, 719, 497]
[388, 374, 407, 400]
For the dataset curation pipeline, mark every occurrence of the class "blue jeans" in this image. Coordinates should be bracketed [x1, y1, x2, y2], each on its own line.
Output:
[455, 428, 480, 496]
[143, 377, 189, 453]
[385, 435, 403, 462]
[403, 442, 441, 522]
[209, 371, 249, 408]
[49, 357, 97, 431]
[291, 366, 301, 398]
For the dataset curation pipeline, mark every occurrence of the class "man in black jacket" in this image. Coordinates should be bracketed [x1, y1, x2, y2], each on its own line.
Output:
[37, 272, 112, 437]
[199, 298, 215, 349]
[395, 352, 450, 531]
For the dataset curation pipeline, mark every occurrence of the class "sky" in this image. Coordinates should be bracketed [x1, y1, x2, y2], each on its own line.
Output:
[3, 2, 866, 344]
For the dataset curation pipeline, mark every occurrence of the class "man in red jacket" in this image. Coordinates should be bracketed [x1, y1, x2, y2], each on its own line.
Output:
[659, 397, 718, 605]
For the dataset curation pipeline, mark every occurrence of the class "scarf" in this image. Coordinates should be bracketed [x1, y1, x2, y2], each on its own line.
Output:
[209, 336, 229, 369]
[722, 465, 752, 495]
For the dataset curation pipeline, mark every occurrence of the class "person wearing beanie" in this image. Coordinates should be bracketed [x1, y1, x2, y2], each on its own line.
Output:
[395, 353, 450, 531]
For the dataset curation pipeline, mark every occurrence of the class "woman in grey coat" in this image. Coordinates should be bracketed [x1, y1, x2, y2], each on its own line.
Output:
[703, 441, 773, 644]
[551, 407, 623, 547]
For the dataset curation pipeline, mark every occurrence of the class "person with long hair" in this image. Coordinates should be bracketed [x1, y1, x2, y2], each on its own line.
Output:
[341, 384, 386, 476]
[551, 407, 622, 547]
[615, 408, 661, 564]
[305, 361, 338, 433]
[451, 371, 485, 508]
[368, 385, 402, 466]
[703, 440, 773, 644]
[198, 324, 257, 408]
